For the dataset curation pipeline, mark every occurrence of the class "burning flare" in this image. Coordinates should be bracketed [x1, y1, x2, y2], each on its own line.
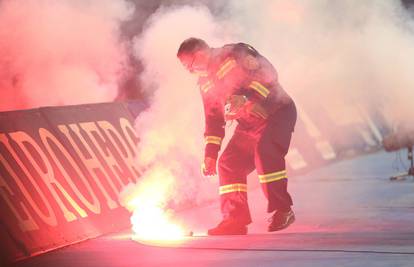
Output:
[121, 166, 187, 241]
[130, 203, 185, 240]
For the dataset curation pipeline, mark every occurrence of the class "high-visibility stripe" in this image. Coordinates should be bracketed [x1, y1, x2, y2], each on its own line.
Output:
[219, 183, 247, 195]
[217, 58, 237, 79]
[200, 80, 213, 93]
[249, 81, 270, 98]
[205, 136, 222, 145]
[258, 170, 287, 183]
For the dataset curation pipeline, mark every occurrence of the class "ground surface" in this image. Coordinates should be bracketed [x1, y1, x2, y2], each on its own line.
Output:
[12, 151, 414, 267]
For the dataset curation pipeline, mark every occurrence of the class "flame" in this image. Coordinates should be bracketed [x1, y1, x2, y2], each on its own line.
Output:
[130, 203, 186, 241]
[121, 166, 188, 241]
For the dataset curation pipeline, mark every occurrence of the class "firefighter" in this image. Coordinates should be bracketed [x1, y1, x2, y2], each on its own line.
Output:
[177, 37, 297, 235]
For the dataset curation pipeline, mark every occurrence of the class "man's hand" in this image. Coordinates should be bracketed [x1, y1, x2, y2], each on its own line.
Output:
[246, 102, 268, 119]
[224, 95, 247, 121]
[201, 157, 217, 177]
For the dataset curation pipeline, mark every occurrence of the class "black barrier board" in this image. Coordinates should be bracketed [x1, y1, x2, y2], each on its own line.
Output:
[0, 102, 144, 263]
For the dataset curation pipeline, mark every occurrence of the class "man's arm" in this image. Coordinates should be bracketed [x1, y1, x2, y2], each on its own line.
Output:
[201, 91, 225, 160]
[199, 82, 225, 176]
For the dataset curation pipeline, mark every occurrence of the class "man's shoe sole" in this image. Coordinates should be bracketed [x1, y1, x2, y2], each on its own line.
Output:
[268, 214, 295, 232]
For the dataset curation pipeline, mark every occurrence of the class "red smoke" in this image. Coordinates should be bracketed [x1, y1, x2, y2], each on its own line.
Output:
[0, 0, 133, 112]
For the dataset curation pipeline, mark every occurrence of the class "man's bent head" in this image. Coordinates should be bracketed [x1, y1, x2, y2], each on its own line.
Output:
[177, 37, 210, 73]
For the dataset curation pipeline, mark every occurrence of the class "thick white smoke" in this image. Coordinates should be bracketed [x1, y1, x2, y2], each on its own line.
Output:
[119, 6, 232, 235]
[130, 5, 228, 208]
[0, 0, 134, 111]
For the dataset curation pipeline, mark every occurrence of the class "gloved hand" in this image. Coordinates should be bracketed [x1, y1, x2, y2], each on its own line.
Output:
[245, 101, 268, 120]
[201, 156, 217, 177]
[224, 95, 247, 121]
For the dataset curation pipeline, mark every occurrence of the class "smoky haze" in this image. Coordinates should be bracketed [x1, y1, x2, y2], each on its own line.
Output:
[224, 0, 414, 128]
[1, 0, 413, 229]
[120, 0, 414, 230]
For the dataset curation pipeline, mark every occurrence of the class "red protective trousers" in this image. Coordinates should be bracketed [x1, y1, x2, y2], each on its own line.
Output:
[218, 101, 297, 225]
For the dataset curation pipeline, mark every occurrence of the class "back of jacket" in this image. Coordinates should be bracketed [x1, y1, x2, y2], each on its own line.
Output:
[198, 43, 293, 158]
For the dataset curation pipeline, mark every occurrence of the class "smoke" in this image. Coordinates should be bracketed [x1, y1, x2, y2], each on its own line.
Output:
[0, 0, 134, 111]
[119, 0, 414, 236]
[4, 0, 413, 235]
[119, 6, 230, 235]
[130, 5, 231, 207]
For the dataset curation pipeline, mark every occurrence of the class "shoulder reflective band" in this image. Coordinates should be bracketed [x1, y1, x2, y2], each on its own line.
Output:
[205, 136, 222, 145]
[217, 58, 237, 79]
[200, 80, 213, 93]
[248, 81, 270, 98]
[219, 183, 247, 195]
[258, 170, 287, 183]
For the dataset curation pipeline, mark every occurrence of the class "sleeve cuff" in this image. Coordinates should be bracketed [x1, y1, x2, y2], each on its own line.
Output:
[205, 143, 221, 159]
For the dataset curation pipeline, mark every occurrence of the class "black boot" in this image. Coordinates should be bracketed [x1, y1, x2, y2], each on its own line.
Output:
[207, 219, 248, 236]
[268, 210, 295, 232]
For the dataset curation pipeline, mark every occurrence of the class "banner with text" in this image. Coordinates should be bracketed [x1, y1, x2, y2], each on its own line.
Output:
[0, 103, 144, 263]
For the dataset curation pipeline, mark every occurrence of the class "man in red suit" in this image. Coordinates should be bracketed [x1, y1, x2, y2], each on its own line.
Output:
[177, 38, 297, 235]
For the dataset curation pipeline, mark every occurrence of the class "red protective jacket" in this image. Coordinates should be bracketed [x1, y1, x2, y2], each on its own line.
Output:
[198, 43, 293, 159]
